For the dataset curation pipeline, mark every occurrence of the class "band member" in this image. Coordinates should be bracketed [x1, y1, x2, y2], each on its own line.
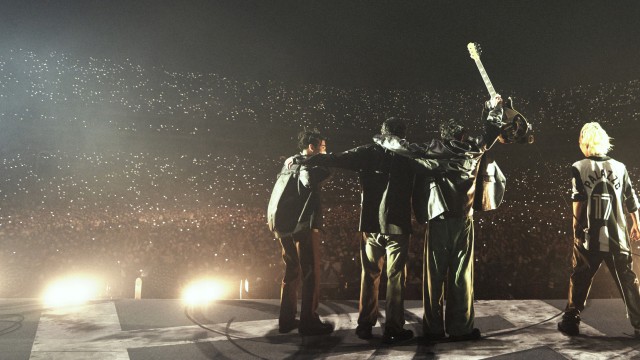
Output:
[303, 118, 422, 344]
[558, 122, 640, 337]
[374, 95, 504, 342]
[267, 129, 334, 336]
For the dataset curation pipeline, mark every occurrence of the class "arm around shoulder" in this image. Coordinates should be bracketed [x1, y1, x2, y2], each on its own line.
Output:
[302, 147, 367, 171]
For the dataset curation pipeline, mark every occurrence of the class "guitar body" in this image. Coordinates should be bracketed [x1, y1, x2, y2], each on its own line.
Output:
[499, 99, 534, 144]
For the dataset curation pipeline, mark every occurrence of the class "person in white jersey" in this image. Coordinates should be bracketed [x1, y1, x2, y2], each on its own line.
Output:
[558, 122, 640, 337]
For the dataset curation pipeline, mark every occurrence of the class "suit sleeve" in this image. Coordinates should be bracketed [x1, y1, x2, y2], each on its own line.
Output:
[303, 146, 370, 171]
[372, 135, 439, 173]
[306, 166, 331, 187]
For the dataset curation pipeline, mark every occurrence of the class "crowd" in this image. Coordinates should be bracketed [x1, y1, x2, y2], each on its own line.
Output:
[1, 49, 640, 299]
[4, 49, 640, 138]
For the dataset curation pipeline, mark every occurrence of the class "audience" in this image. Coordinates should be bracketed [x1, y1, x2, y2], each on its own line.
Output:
[1, 49, 639, 299]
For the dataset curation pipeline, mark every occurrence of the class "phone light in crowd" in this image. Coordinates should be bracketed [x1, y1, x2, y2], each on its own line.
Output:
[182, 279, 226, 306]
[42, 276, 101, 308]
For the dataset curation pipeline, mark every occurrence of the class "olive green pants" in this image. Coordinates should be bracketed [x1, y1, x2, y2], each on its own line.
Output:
[358, 232, 410, 333]
[423, 217, 475, 337]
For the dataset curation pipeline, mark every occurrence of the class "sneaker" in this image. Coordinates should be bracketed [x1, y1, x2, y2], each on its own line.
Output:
[449, 328, 481, 342]
[382, 328, 414, 345]
[279, 319, 300, 334]
[298, 320, 334, 336]
[355, 325, 373, 340]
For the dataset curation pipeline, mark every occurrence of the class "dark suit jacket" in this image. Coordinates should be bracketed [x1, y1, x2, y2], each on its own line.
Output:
[304, 143, 422, 235]
[267, 154, 330, 238]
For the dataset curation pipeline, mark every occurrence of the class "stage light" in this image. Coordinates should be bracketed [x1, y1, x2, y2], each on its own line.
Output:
[42, 276, 101, 308]
[239, 278, 249, 299]
[182, 279, 226, 306]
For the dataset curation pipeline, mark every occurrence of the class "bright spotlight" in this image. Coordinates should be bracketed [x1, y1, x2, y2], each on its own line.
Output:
[182, 279, 226, 306]
[42, 276, 101, 308]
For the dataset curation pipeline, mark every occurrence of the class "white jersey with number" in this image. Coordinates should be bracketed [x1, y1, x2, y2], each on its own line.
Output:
[571, 156, 639, 253]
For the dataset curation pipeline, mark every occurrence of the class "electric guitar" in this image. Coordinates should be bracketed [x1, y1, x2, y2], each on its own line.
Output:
[467, 42, 534, 144]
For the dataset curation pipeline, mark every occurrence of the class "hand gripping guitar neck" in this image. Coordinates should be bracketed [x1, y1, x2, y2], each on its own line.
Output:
[467, 42, 534, 145]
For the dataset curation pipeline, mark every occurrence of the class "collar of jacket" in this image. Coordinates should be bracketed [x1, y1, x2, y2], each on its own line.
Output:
[587, 155, 611, 161]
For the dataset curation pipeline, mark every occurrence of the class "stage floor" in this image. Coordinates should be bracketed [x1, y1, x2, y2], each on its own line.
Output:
[1, 298, 639, 359]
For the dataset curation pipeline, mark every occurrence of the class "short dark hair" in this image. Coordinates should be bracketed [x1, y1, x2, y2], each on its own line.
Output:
[381, 117, 407, 138]
[297, 129, 326, 151]
[440, 119, 466, 140]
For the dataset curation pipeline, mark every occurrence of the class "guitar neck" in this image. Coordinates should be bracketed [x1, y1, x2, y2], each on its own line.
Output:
[473, 58, 497, 98]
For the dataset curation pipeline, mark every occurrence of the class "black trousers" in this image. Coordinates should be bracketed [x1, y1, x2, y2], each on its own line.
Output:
[565, 243, 640, 329]
[278, 229, 321, 326]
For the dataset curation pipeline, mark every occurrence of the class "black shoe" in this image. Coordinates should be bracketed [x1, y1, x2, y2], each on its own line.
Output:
[449, 328, 481, 342]
[423, 332, 446, 343]
[299, 320, 334, 336]
[355, 325, 373, 340]
[557, 320, 579, 336]
[279, 319, 300, 334]
[382, 328, 414, 345]
[557, 311, 580, 336]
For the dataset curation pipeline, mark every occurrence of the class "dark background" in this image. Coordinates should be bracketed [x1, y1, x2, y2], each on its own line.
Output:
[2, 1, 639, 90]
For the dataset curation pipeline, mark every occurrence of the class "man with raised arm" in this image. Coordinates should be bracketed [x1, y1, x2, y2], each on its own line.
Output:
[373, 95, 504, 342]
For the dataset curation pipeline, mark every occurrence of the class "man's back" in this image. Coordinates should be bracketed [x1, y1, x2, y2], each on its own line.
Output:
[267, 154, 329, 238]
[423, 138, 486, 217]
[304, 143, 415, 234]
[572, 156, 639, 252]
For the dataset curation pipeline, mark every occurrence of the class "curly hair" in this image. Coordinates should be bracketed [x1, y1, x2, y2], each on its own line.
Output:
[440, 119, 466, 141]
[381, 117, 408, 138]
[579, 122, 612, 157]
[297, 128, 326, 151]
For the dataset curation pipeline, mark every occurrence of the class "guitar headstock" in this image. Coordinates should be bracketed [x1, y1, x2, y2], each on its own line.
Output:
[467, 42, 481, 60]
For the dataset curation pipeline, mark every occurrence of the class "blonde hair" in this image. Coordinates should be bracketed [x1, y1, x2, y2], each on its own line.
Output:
[579, 122, 612, 157]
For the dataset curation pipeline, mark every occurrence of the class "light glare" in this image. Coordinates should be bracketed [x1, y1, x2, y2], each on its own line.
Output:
[182, 279, 225, 306]
[43, 276, 100, 308]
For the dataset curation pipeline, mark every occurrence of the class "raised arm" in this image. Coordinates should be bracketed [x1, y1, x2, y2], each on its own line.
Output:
[480, 94, 504, 150]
